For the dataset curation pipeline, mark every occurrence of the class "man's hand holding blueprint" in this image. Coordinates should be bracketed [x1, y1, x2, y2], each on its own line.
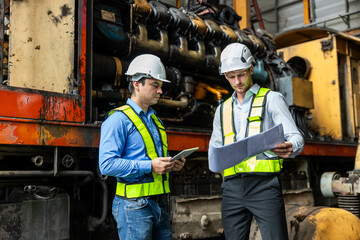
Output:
[208, 124, 284, 172]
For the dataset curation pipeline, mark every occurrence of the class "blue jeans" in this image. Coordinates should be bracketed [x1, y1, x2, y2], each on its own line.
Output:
[112, 196, 172, 240]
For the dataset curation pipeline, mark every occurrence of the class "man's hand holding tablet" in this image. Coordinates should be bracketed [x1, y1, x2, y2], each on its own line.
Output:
[170, 147, 199, 162]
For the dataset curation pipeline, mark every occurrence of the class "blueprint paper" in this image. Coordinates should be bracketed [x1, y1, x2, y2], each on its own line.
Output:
[208, 124, 284, 172]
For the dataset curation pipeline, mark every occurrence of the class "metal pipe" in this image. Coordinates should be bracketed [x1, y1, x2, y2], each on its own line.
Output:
[156, 96, 189, 109]
[89, 180, 108, 228]
[310, 0, 316, 22]
[0, 170, 94, 177]
[76, 175, 94, 186]
[93, 53, 128, 87]
[54, 146, 59, 176]
[92, 89, 130, 102]
[31, 156, 44, 167]
[252, 0, 265, 29]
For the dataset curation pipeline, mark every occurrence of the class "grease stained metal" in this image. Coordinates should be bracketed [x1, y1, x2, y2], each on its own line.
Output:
[40, 93, 81, 122]
[42, 125, 68, 139]
[60, 4, 72, 17]
[0, 205, 22, 240]
[47, 4, 72, 26]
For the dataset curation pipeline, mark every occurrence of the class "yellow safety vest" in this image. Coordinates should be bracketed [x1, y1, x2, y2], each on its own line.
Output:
[221, 88, 283, 177]
[108, 105, 170, 198]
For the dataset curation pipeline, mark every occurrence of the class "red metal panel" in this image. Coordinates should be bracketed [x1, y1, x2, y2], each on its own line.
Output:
[0, 88, 85, 122]
[166, 130, 211, 152]
[300, 142, 357, 157]
[0, 119, 100, 147]
[0, 88, 43, 119]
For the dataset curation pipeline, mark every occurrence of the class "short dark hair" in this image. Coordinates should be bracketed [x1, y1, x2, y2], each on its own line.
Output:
[128, 77, 146, 95]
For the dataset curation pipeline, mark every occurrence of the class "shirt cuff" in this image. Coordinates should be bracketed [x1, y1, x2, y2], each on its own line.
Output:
[139, 160, 153, 174]
[289, 138, 304, 158]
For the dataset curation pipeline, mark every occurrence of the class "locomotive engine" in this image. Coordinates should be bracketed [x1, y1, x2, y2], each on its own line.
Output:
[1, 0, 359, 239]
[90, 0, 309, 132]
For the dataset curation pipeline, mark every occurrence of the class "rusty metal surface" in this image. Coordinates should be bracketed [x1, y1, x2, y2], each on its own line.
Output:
[301, 141, 357, 157]
[249, 190, 315, 240]
[0, 120, 100, 147]
[0, 87, 85, 122]
[283, 188, 314, 207]
[286, 206, 360, 240]
[171, 196, 223, 240]
[0, 108, 357, 156]
[78, 0, 87, 115]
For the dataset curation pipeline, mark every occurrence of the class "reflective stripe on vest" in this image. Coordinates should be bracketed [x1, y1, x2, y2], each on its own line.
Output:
[221, 88, 283, 177]
[108, 105, 170, 198]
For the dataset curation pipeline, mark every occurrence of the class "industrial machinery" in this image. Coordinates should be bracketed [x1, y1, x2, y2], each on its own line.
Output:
[274, 27, 360, 240]
[0, 0, 359, 239]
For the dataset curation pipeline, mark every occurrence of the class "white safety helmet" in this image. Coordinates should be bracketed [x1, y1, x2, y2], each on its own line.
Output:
[125, 54, 170, 83]
[219, 43, 255, 75]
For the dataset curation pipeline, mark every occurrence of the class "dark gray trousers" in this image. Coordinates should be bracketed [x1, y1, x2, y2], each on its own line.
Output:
[221, 175, 288, 240]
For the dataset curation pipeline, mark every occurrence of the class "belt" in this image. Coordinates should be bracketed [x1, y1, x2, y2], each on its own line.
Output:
[115, 194, 168, 203]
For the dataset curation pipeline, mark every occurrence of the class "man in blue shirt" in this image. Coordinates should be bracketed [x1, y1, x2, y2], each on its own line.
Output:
[210, 43, 304, 239]
[99, 54, 185, 240]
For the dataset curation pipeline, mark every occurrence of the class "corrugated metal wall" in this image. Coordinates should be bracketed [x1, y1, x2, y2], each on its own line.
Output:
[255, 0, 360, 36]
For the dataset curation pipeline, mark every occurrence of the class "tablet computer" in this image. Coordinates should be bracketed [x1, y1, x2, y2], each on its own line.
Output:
[170, 147, 199, 161]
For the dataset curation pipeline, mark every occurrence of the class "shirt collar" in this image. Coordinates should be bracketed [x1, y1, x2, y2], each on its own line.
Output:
[126, 98, 156, 116]
[231, 83, 261, 102]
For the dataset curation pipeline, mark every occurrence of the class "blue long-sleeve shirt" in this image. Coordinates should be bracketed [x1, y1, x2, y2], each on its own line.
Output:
[99, 99, 164, 183]
[210, 84, 304, 158]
